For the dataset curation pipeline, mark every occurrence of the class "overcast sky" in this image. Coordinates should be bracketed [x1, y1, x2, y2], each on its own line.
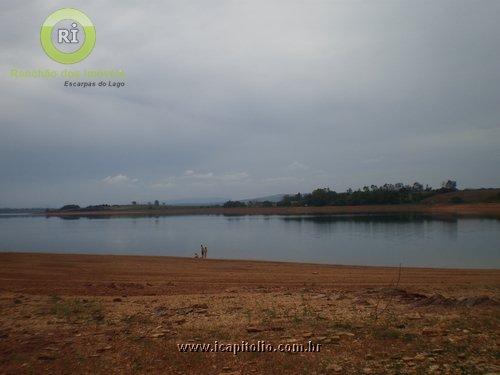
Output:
[1, 1, 499, 207]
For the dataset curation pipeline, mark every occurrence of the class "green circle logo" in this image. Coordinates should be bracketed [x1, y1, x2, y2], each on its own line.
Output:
[40, 8, 96, 64]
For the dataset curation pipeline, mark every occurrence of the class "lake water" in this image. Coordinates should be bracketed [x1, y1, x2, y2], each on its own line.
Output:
[0, 214, 499, 268]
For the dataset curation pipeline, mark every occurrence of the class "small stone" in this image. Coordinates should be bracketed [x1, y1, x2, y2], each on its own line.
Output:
[326, 364, 343, 372]
[38, 353, 55, 360]
[191, 303, 208, 309]
[414, 353, 426, 362]
[458, 353, 466, 359]
[362, 368, 372, 374]
[429, 365, 439, 372]
[408, 313, 422, 320]
[311, 294, 326, 299]
[270, 326, 284, 331]
[246, 327, 263, 333]
[97, 345, 112, 352]
[151, 333, 165, 338]
[337, 331, 355, 338]
[422, 328, 439, 337]
[302, 332, 313, 338]
[355, 297, 371, 306]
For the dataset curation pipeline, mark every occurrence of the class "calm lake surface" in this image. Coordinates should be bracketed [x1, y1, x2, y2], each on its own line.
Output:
[0, 214, 499, 268]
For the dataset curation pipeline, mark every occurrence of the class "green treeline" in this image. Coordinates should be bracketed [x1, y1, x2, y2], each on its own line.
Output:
[223, 180, 458, 208]
[277, 181, 457, 207]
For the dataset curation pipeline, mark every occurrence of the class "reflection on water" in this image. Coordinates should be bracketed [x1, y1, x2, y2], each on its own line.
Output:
[280, 214, 460, 241]
[0, 214, 498, 268]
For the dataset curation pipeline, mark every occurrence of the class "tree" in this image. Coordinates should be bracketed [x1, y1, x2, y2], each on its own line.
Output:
[412, 182, 423, 192]
[307, 188, 337, 206]
[223, 200, 246, 208]
[154, 200, 160, 207]
[277, 194, 292, 207]
[441, 180, 457, 191]
[277, 181, 441, 207]
[131, 201, 137, 205]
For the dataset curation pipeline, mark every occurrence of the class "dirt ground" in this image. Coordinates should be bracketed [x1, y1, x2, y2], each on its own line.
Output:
[0, 252, 499, 374]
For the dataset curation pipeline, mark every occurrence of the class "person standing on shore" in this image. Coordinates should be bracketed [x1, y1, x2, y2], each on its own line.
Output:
[203, 245, 208, 259]
[200, 244, 205, 259]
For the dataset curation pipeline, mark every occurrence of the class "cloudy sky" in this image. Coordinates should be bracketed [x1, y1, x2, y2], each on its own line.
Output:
[1, 1, 499, 207]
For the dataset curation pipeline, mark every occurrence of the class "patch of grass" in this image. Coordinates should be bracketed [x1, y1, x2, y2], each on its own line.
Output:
[372, 326, 401, 340]
[302, 304, 318, 319]
[402, 333, 418, 343]
[262, 307, 278, 323]
[291, 312, 303, 325]
[330, 320, 356, 331]
[122, 312, 152, 325]
[131, 359, 143, 371]
[49, 297, 104, 323]
[244, 308, 253, 323]
[299, 304, 326, 329]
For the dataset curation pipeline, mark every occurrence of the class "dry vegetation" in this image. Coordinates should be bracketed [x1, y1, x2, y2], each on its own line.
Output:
[0, 253, 499, 374]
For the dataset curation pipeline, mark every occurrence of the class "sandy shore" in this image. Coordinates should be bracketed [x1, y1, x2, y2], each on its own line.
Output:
[43, 203, 500, 218]
[0, 253, 499, 374]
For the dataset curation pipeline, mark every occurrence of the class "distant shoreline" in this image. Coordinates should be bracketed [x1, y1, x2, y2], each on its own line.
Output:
[41, 202, 500, 218]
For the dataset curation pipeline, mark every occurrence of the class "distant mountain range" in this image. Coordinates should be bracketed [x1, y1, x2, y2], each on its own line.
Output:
[164, 194, 287, 206]
[241, 194, 287, 203]
[163, 197, 227, 206]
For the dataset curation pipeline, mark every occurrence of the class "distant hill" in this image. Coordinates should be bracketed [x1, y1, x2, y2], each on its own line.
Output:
[164, 197, 227, 206]
[242, 194, 288, 203]
[166, 194, 287, 205]
[421, 188, 500, 204]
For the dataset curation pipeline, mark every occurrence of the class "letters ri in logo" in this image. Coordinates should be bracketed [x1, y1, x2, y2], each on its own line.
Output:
[40, 8, 96, 64]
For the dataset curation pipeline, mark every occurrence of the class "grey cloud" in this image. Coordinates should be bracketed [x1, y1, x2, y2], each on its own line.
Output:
[1, 1, 500, 207]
